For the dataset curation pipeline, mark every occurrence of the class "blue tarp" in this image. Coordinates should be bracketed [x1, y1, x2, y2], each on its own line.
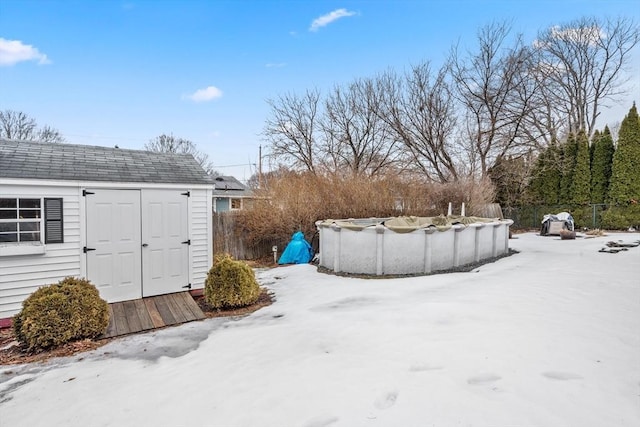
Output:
[278, 231, 313, 264]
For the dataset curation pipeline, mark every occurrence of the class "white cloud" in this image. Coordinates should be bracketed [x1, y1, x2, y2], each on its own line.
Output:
[0, 38, 50, 66]
[309, 8, 356, 32]
[534, 24, 605, 49]
[550, 24, 605, 45]
[185, 86, 223, 102]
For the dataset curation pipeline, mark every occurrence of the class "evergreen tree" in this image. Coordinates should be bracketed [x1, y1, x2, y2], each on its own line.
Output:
[489, 155, 528, 207]
[560, 133, 577, 203]
[589, 129, 599, 173]
[590, 127, 614, 204]
[527, 141, 562, 205]
[570, 130, 591, 205]
[608, 104, 640, 205]
[527, 152, 546, 204]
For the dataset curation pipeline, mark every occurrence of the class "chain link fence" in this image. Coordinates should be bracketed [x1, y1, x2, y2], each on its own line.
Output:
[504, 204, 609, 230]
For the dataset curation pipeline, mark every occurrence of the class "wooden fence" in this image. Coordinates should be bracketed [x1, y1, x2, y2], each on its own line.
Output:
[213, 212, 285, 260]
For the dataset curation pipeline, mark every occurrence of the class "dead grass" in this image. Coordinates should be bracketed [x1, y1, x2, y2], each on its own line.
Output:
[585, 228, 606, 236]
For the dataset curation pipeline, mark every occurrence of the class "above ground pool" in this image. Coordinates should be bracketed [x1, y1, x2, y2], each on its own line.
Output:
[315, 215, 513, 276]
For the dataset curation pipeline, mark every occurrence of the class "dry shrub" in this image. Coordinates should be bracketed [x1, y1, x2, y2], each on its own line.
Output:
[13, 277, 109, 351]
[205, 254, 261, 309]
[239, 171, 496, 246]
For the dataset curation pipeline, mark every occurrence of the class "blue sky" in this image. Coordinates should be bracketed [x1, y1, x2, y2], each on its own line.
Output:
[1, 0, 639, 182]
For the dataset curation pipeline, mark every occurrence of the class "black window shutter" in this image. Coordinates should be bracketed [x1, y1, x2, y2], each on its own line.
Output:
[44, 198, 64, 244]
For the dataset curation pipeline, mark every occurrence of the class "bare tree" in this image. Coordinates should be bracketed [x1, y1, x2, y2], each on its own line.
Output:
[320, 77, 401, 177]
[533, 17, 639, 138]
[0, 110, 65, 143]
[378, 63, 459, 183]
[145, 134, 216, 174]
[262, 89, 321, 173]
[449, 22, 534, 177]
[519, 59, 564, 147]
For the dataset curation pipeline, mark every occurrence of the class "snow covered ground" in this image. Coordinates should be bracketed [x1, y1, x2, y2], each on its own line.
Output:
[1, 232, 639, 427]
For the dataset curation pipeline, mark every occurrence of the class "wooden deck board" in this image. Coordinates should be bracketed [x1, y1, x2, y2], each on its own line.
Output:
[102, 292, 205, 339]
[144, 298, 165, 329]
[178, 292, 206, 320]
[112, 303, 130, 336]
[154, 295, 178, 326]
[134, 299, 155, 330]
[164, 293, 189, 323]
[104, 305, 117, 337]
[122, 300, 142, 333]
[170, 292, 194, 321]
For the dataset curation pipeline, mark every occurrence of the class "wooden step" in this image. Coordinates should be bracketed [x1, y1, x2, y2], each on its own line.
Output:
[102, 292, 205, 338]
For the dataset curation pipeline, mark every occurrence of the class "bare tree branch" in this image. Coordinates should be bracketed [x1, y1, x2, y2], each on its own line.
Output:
[145, 133, 216, 175]
[262, 90, 321, 174]
[449, 22, 534, 177]
[320, 77, 401, 177]
[533, 16, 639, 137]
[378, 64, 459, 183]
[0, 110, 65, 143]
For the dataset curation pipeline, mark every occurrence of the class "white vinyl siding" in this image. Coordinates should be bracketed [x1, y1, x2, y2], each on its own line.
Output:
[0, 182, 213, 321]
[0, 186, 81, 319]
[190, 188, 213, 289]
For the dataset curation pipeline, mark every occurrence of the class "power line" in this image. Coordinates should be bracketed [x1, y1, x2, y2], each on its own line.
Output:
[214, 163, 256, 168]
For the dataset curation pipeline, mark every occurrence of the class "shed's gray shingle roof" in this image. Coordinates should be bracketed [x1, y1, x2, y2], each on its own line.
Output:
[0, 139, 212, 185]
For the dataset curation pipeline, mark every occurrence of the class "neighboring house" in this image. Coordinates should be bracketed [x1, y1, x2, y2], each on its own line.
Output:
[0, 139, 213, 325]
[212, 175, 253, 212]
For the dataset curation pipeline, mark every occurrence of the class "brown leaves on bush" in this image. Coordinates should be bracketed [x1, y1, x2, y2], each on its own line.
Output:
[239, 171, 496, 246]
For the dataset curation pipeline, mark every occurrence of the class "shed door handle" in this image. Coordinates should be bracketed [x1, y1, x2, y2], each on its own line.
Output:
[142, 243, 149, 247]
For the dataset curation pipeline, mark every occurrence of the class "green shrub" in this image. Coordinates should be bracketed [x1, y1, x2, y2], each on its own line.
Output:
[13, 277, 110, 351]
[570, 206, 592, 229]
[601, 205, 640, 230]
[205, 254, 261, 309]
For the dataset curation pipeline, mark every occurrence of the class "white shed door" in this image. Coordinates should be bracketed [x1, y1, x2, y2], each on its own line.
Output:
[86, 189, 142, 302]
[141, 190, 189, 297]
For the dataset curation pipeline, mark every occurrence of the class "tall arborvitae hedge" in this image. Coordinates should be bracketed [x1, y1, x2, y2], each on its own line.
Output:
[489, 155, 528, 207]
[570, 130, 591, 205]
[608, 104, 640, 204]
[589, 130, 598, 169]
[560, 133, 577, 203]
[527, 140, 562, 205]
[590, 127, 614, 204]
[603, 104, 640, 229]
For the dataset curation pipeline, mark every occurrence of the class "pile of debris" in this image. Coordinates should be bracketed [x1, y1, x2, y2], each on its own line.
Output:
[540, 212, 574, 236]
[598, 240, 640, 254]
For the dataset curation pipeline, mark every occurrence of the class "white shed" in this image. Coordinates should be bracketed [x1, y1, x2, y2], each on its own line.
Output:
[0, 140, 213, 325]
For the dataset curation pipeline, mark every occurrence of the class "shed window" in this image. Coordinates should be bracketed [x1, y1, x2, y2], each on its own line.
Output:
[0, 197, 64, 244]
[231, 198, 242, 210]
[0, 198, 42, 242]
